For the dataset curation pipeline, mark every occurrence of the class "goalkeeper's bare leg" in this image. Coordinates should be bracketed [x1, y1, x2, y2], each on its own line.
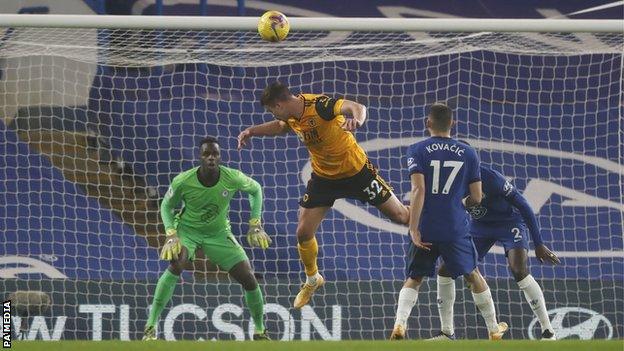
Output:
[143, 247, 190, 340]
[228, 260, 269, 340]
[294, 206, 330, 309]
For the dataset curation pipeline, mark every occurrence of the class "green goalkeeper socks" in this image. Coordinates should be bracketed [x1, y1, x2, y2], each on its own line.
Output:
[146, 270, 264, 333]
[146, 269, 180, 328]
[244, 286, 265, 333]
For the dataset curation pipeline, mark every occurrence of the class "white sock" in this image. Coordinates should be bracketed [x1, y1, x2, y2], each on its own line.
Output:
[395, 287, 419, 328]
[437, 276, 456, 336]
[518, 275, 553, 333]
[305, 272, 322, 286]
[472, 288, 499, 333]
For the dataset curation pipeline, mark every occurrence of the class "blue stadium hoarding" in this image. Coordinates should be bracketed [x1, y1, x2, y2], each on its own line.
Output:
[1, 279, 621, 340]
[122, 0, 623, 19]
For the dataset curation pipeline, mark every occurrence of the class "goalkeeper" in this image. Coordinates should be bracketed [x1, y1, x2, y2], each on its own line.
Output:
[143, 136, 271, 341]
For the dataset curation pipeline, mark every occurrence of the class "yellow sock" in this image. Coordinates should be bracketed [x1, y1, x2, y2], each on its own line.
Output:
[297, 238, 319, 277]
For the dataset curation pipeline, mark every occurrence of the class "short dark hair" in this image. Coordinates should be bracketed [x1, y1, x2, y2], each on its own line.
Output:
[199, 136, 219, 148]
[428, 103, 453, 132]
[260, 81, 292, 107]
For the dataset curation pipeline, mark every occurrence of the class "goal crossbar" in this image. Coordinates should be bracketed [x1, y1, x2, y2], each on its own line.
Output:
[0, 14, 621, 33]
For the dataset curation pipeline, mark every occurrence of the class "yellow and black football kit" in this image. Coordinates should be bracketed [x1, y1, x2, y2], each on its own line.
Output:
[286, 93, 393, 208]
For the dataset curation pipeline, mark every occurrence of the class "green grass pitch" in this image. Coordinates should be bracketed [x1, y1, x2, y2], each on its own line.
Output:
[8, 340, 624, 351]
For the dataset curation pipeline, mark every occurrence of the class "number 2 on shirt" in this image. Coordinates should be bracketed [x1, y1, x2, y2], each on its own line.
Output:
[430, 160, 464, 194]
[512, 227, 522, 242]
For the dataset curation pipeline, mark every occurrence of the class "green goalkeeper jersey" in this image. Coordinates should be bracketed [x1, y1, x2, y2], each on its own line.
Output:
[161, 165, 262, 236]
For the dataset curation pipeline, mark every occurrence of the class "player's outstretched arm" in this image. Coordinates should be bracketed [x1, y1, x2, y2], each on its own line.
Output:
[238, 120, 290, 150]
[506, 189, 560, 265]
[340, 99, 367, 131]
[408, 173, 431, 250]
[235, 170, 272, 250]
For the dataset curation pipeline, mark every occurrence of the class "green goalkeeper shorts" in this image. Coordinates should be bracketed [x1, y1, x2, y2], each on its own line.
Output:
[177, 226, 249, 271]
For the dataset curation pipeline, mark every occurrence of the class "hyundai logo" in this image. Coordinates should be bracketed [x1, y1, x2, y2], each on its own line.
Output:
[528, 307, 614, 340]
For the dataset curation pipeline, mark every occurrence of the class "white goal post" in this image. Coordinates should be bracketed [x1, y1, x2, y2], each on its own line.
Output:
[0, 14, 622, 341]
[0, 14, 622, 32]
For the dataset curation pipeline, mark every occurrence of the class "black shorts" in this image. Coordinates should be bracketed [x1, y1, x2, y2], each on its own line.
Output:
[299, 160, 394, 208]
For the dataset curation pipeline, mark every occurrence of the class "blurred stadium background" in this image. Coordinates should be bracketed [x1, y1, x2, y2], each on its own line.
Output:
[0, 0, 622, 343]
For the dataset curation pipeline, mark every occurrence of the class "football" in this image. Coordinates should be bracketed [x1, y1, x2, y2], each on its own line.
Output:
[257, 10, 290, 42]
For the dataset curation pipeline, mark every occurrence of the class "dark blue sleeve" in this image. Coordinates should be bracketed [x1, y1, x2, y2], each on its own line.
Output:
[505, 187, 543, 246]
[489, 170, 509, 197]
[466, 148, 481, 183]
[407, 145, 424, 175]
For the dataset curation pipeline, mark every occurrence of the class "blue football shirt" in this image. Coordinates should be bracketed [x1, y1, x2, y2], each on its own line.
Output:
[469, 166, 543, 245]
[406, 136, 481, 241]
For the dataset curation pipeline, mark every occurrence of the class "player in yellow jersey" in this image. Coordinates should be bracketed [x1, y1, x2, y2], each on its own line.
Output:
[238, 82, 410, 309]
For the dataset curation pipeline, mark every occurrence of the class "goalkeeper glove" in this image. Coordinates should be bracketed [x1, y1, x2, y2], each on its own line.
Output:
[160, 228, 182, 261]
[246, 219, 272, 250]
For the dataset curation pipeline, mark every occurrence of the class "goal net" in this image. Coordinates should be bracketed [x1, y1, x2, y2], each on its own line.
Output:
[0, 17, 622, 341]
